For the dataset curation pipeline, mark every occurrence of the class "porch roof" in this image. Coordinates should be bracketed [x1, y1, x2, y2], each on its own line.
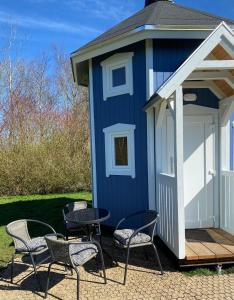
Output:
[144, 22, 234, 111]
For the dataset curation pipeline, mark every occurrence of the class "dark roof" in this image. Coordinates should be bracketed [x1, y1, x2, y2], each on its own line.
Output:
[73, 1, 234, 55]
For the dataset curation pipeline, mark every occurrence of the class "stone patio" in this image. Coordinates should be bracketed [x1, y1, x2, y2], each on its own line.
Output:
[0, 237, 234, 300]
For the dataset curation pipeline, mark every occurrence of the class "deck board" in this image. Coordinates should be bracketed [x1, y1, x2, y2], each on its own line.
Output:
[206, 229, 234, 255]
[184, 228, 234, 264]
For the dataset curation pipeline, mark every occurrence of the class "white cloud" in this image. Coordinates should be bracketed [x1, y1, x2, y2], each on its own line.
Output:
[61, 0, 137, 22]
[0, 11, 101, 35]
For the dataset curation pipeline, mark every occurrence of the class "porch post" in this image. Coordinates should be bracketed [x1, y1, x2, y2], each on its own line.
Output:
[174, 86, 185, 259]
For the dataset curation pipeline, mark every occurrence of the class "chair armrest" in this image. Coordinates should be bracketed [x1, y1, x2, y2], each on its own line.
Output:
[46, 232, 66, 240]
[126, 218, 158, 247]
[7, 232, 31, 252]
[25, 219, 56, 234]
[115, 218, 126, 231]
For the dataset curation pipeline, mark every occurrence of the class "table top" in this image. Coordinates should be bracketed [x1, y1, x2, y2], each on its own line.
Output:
[65, 208, 110, 225]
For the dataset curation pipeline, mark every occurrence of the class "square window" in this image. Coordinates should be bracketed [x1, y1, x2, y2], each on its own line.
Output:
[101, 52, 134, 100]
[114, 136, 128, 166]
[112, 67, 126, 87]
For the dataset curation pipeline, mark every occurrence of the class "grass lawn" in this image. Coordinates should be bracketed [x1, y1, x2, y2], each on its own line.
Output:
[183, 266, 234, 276]
[0, 192, 91, 269]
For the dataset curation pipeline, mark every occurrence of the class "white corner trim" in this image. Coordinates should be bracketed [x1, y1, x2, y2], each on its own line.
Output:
[145, 39, 154, 100]
[174, 86, 185, 259]
[145, 39, 156, 211]
[103, 123, 136, 178]
[101, 52, 134, 100]
[156, 22, 234, 100]
[89, 59, 98, 208]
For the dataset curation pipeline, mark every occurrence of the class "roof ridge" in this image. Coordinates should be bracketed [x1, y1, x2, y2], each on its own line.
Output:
[170, 2, 234, 23]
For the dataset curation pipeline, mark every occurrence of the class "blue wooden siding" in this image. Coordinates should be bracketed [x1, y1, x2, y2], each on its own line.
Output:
[153, 39, 203, 89]
[92, 41, 148, 226]
[231, 113, 234, 171]
[183, 88, 219, 109]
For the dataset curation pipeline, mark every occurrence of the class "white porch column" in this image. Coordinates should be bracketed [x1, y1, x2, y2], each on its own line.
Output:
[174, 86, 185, 259]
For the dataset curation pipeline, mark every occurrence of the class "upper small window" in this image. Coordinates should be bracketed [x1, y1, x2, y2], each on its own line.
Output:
[112, 66, 126, 87]
[101, 53, 134, 100]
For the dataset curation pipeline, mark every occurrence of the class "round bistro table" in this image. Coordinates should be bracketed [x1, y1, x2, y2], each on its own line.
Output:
[65, 208, 116, 264]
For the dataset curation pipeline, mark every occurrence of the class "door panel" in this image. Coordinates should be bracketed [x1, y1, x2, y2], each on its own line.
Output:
[184, 116, 214, 229]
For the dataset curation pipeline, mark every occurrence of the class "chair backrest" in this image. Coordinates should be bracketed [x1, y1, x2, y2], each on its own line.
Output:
[6, 220, 31, 250]
[63, 201, 88, 220]
[66, 201, 87, 212]
[45, 236, 71, 265]
[120, 210, 159, 241]
[141, 210, 159, 240]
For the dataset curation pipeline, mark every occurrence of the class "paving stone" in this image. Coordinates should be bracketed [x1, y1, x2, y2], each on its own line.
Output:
[0, 237, 234, 300]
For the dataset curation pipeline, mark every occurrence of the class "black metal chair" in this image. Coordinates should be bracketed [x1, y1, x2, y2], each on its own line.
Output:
[6, 219, 56, 289]
[45, 234, 107, 300]
[62, 201, 88, 240]
[113, 210, 163, 285]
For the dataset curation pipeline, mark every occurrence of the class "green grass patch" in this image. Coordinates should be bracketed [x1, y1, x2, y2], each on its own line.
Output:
[183, 266, 234, 277]
[0, 192, 92, 269]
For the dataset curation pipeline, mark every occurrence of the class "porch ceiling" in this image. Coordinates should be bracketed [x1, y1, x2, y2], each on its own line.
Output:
[186, 44, 234, 99]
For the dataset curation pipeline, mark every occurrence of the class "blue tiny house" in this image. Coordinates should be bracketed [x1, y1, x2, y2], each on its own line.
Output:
[71, 0, 234, 262]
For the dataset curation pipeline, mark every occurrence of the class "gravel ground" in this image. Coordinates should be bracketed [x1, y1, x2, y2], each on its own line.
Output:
[1, 237, 234, 300]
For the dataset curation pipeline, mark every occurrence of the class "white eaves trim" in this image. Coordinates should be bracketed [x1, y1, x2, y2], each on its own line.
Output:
[101, 53, 134, 100]
[155, 22, 234, 100]
[103, 123, 136, 178]
[71, 26, 221, 66]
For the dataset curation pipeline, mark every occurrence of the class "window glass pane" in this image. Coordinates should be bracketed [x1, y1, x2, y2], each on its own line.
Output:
[114, 136, 128, 166]
[112, 67, 126, 87]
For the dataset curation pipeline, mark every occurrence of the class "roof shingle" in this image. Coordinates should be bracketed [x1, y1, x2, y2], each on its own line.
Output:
[73, 1, 234, 55]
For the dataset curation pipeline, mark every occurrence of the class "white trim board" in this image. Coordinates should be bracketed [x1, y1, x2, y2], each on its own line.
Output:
[89, 59, 98, 208]
[145, 39, 156, 210]
[71, 27, 216, 66]
[153, 22, 234, 101]
[187, 71, 234, 90]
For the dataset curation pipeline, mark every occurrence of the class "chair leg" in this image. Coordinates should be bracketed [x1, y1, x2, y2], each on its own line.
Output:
[45, 262, 53, 298]
[123, 247, 130, 285]
[10, 253, 15, 283]
[143, 247, 149, 261]
[99, 250, 107, 284]
[74, 269, 80, 300]
[111, 241, 119, 266]
[30, 253, 42, 291]
[151, 243, 163, 275]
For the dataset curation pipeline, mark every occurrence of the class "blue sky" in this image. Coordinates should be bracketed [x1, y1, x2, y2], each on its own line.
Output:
[0, 0, 233, 58]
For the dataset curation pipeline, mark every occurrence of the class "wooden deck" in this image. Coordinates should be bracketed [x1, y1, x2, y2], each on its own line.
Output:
[181, 228, 234, 266]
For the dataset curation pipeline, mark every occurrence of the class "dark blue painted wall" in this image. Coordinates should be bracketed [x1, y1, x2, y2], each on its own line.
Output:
[92, 41, 148, 226]
[153, 39, 203, 89]
[91, 38, 221, 227]
[231, 113, 234, 171]
[183, 88, 219, 109]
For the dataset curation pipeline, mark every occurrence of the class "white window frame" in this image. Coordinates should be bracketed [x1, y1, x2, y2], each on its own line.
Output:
[103, 123, 136, 178]
[101, 52, 134, 100]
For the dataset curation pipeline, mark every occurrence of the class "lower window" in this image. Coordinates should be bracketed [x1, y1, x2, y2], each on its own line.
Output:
[103, 123, 136, 178]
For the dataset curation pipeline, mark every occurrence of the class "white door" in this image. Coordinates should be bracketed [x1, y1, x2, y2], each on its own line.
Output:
[184, 116, 215, 229]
